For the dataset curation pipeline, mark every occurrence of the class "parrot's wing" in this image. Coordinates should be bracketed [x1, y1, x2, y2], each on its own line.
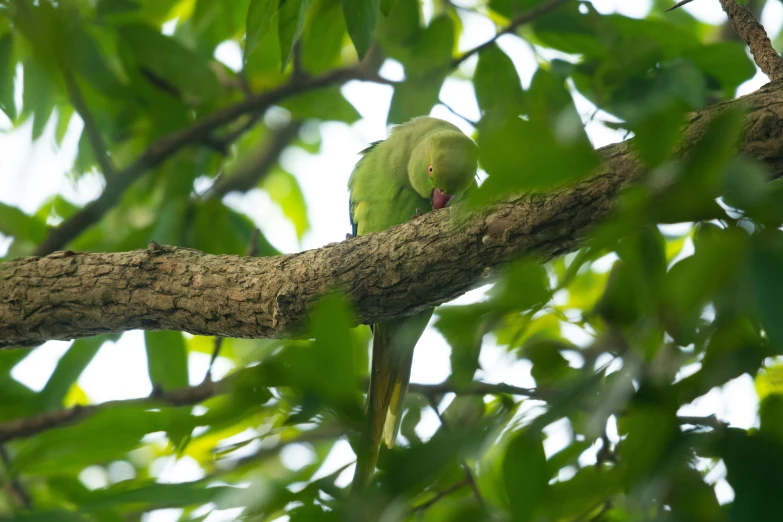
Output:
[348, 140, 384, 237]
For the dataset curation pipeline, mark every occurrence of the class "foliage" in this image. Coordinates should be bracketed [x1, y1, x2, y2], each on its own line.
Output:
[1, 0, 782, 521]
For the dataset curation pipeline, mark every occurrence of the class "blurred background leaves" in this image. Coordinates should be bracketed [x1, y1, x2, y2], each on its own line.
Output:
[1, 0, 783, 521]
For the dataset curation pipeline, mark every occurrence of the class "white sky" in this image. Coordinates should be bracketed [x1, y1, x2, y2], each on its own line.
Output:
[3, 1, 781, 519]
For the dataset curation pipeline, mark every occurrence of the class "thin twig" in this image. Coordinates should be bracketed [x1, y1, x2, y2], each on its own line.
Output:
[719, 0, 783, 81]
[0, 378, 223, 445]
[438, 99, 478, 126]
[664, 0, 697, 12]
[62, 70, 116, 178]
[409, 479, 470, 513]
[203, 337, 224, 384]
[0, 446, 32, 509]
[678, 414, 728, 430]
[452, 0, 573, 67]
[408, 380, 546, 399]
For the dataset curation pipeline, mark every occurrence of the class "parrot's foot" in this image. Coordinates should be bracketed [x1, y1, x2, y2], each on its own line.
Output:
[345, 232, 354, 240]
[414, 208, 424, 218]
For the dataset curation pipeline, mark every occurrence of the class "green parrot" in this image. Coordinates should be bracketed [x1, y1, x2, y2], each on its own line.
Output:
[348, 116, 479, 490]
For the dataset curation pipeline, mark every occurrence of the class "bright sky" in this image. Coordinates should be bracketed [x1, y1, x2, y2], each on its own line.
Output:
[2, 1, 782, 520]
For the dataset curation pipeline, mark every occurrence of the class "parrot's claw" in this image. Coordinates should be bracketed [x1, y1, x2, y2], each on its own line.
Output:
[414, 208, 424, 218]
[345, 232, 354, 240]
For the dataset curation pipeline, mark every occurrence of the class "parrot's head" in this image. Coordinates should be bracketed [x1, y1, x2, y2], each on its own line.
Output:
[408, 131, 478, 210]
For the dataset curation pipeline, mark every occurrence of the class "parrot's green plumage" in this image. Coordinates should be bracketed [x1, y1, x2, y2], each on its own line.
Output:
[348, 116, 478, 491]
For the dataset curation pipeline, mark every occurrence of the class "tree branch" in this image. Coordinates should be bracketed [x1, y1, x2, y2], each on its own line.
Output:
[204, 120, 303, 200]
[5, 80, 783, 348]
[0, 378, 223, 444]
[31, 64, 383, 257]
[0, 378, 541, 445]
[719, 0, 783, 81]
[452, 0, 572, 67]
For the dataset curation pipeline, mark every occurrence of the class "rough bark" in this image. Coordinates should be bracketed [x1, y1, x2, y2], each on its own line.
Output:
[720, 0, 783, 81]
[3, 80, 783, 349]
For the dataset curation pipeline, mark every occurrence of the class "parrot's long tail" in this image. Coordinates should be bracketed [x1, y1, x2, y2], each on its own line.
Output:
[351, 314, 429, 493]
[352, 323, 394, 492]
[351, 322, 415, 492]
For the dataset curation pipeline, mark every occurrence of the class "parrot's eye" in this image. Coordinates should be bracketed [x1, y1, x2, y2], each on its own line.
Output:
[427, 165, 433, 176]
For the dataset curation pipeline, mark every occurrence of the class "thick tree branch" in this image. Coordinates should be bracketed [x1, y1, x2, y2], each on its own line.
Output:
[4, 80, 783, 348]
[720, 0, 783, 81]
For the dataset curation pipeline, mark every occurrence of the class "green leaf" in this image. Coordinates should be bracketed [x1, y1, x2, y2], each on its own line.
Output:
[489, 260, 551, 313]
[301, 0, 347, 75]
[144, 330, 189, 391]
[13, 406, 184, 474]
[281, 85, 360, 122]
[342, 0, 380, 60]
[684, 41, 756, 95]
[760, 394, 783, 446]
[545, 467, 621, 519]
[630, 97, 687, 167]
[749, 230, 783, 351]
[380, 0, 397, 16]
[0, 203, 47, 243]
[40, 336, 116, 411]
[716, 429, 783, 522]
[22, 59, 56, 140]
[118, 24, 220, 102]
[279, 0, 312, 69]
[388, 16, 453, 124]
[245, 0, 278, 61]
[262, 169, 311, 240]
[617, 404, 679, 483]
[79, 480, 236, 510]
[434, 304, 489, 385]
[667, 467, 725, 522]
[475, 109, 599, 198]
[0, 32, 16, 120]
[473, 44, 524, 114]
[192, 201, 280, 256]
[503, 430, 548, 521]
[388, 77, 443, 124]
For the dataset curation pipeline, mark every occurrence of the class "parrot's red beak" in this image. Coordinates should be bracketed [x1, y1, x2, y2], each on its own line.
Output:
[432, 188, 453, 210]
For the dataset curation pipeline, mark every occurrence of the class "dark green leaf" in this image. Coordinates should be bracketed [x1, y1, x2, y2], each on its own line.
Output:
[118, 24, 220, 102]
[0, 32, 16, 120]
[245, 0, 278, 61]
[749, 230, 783, 350]
[282, 85, 360, 122]
[22, 59, 56, 140]
[473, 44, 524, 115]
[503, 430, 548, 521]
[301, 0, 347, 75]
[342, 0, 380, 60]
[279, 0, 312, 69]
[40, 336, 116, 411]
[144, 331, 188, 391]
[0, 203, 47, 243]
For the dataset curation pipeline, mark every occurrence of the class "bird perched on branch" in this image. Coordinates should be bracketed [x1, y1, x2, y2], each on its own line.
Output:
[348, 116, 479, 491]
